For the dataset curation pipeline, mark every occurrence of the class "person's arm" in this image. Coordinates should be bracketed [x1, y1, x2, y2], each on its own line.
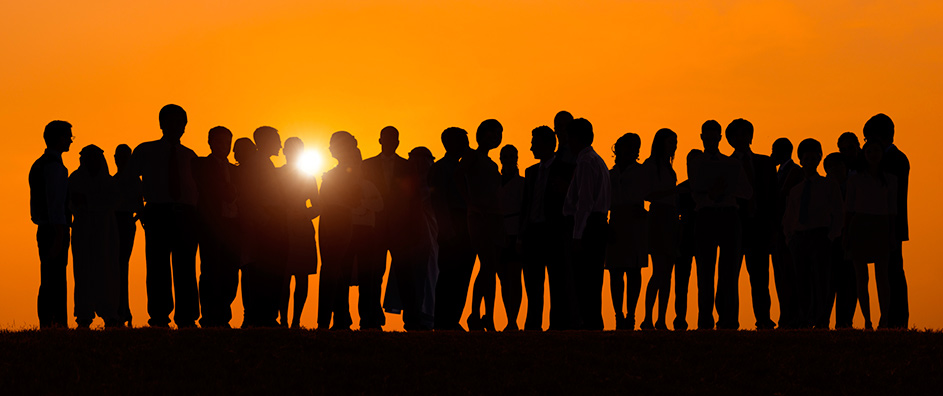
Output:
[45, 163, 69, 226]
[306, 177, 321, 220]
[571, 163, 595, 240]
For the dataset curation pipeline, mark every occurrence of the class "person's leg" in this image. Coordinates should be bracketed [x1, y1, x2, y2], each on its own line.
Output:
[170, 208, 200, 327]
[316, 261, 336, 330]
[874, 258, 892, 329]
[291, 275, 309, 328]
[715, 215, 742, 330]
[522, 230, 547, 331]
[652, 254, 674, 329]
[673, 255, 693, 330]
[790, 233, 814, 329]
[695, 211, 718, 330]
[853, 260, 872, 329]
[71, 239, 94, 328]
[498, 236, 522, 331]
[116, 211, 135, 326]
[745, 250, 775, 329]
[609, 269, 626, 327]
[887, 240, 908, 328]
[641, 265, 657, 329]
[37, 225, 70, 328]
[143, 207, 174, 327]
[810, 232, 833, 329]
[433, 237, 460, 330]
[199, 221, 223, 327]
[577, 216, 607, 330]
[626, 268, 642, 330]
[771, 231, 795, 328]
[357, 226, 386, 329]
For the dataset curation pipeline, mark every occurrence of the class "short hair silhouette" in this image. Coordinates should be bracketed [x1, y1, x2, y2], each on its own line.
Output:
[43, 120, 72, 146]
[702, 120, 721, 134]
[284, 137, 304, 158]
[500, 144, 518, 163]
[208, 126, 232, 141]
[797, 138, 823, 160]
[409, 146, 434, 161]
[476, 119, 503, 150]
[569, 118, 594, 147]
[380, 126, 399, 140]
[253, 126, 279, 143]
[772, 137, 794, 157]
[115, 144, 132, 156]
[863, 113, 894, 144]
[233, 137, 256, 165]
[158, 104, 187, 136]
[823, 152, 844, 171]
[838, 132, 860, 148]
[554, 111, 573, 129]
[726, 118, 754, 141]
[441, 127, 469, 153]
[532, 126, 556, 150]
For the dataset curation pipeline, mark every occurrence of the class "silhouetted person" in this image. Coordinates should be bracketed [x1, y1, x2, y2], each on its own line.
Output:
[497, 145, 524, 331]
[688, 120, 752, 330]
[837, 132, 865, 174]
[846, 141, 897, 330]
[673, 156, 699, 331]
[30, 120, 73, 328]
[278, 137, 321, 328]
[232, 138, 260, 326]
[726, 119, 778, 330]
[770, 137, 798, 328]
[563, 117, 610, 330]
[783, 139, 843, 329]
[520, 126, 576, 330]
[554, 111, 575, 164]
[605, 133, 647, 331]
[823, 152, 856, 328]
[69, 145, 121, 328]
[128, 104, 200, 328]
[113, 144, 141, 327]
[431, 127, 476, 331]
[459, 119, 504, 331]
[192, 127, 240, 328]
[640, 129, 679, 331]
[863, 113, 909, 329]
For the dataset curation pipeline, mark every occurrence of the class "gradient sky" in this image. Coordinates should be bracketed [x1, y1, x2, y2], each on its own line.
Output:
[2, 0, 941, 330]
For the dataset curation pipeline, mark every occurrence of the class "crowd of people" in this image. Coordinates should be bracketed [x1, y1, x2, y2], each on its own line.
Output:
[28, 104, 910, 331]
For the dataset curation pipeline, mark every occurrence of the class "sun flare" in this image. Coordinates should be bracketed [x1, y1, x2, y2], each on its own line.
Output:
[296, 150, 323, 176]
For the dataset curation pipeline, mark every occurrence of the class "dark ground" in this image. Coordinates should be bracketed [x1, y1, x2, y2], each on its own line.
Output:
[1, 329, 940, 395]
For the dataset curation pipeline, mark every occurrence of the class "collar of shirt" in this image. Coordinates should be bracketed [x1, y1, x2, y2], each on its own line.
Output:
[539, 155, 556, 170]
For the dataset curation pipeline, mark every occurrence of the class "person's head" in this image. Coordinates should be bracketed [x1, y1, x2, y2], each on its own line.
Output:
[797, 138, 823, 170]
[863, 113, 894, 148]
[379, 126, 400, 155]
[79, 144, 108, 177]
[253, 126, 281, 158]
[43, 120, 73, 152]
[686, 148, 704, 176]
[862, 140, 884, 168]
[823, 152, 846, 179]
[158, 104, 187, 140]
[569, 118, 594, 152]
[441, 127, 469, 155]
[233, 138, 256, 165]
[500, 144, 518, 169]
[208, 126, 233, 159]
[530, 125, 556, 161]
[476, 119, 503, 151]
[725, 118, 754, 151]
[114, 144, 132, 170]
[408, 146, 435, 175]
[613, 133, 641, 167]
[554, 110, 573, 144]
[701, 120, 722, 151]
[837, 132, 860, 159]
[771, 137, 793, 165]
[283, 137, 304, 163]
[329, 131, 359, 163]
[650, 128, 678, 164]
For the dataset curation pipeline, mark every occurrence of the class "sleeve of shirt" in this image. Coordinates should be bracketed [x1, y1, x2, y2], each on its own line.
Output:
[571, 163, 595, 239]
[45, 163, 68, 225]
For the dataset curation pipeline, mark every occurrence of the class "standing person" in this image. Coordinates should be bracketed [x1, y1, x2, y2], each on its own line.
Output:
[429, 127, 475, 330]
[113, 144, 142, 327]
[673, 153, 699, 331]
[231, 137, 259, 327]
[192, 127, 240, 328]
[640, 129, 679, 331]
[68, 145, 121, 328]
[128, 104, 200, 328]
[605, 133, 647, 331]
[726, 119, 778, 330]
[863, 113, 909, 329]
[782, 139, 844, 329]
[278, 137, 321, 328]
[770, 137, 798, 328]
[458, 119, 504, 331]
[497, 145, 524, 331]
[845, 141, 897, 330]
[563, 118, 610, 330]
[431, 128, 476, 331]
[823, 152, 856, 328]
[688, 120, 752, 330]
[30, 120, 73, 328]
[553, 111, 575, 164]
[520, 126, 576, 331]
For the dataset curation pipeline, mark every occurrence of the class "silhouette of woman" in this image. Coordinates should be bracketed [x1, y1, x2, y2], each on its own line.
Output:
[278, 137, 321, 328]
[232, 137, 262, 327]
[640, 128, 679, 331]
[605, 133, 648, 330]
[845, 141, 897, 330]
[497, 144, 525, 331]
[68, 145, 121, 328]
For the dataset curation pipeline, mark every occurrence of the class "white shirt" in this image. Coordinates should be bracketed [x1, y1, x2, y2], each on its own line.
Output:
[563, 146, 611, 239]
[129, 137, 198, 206]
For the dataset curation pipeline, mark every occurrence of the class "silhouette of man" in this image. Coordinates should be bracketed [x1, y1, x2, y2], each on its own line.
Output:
[770, 137, 798, 328]
[521, 126, 576, 330]
[395, 146, 439, 330]
[863, 113, 909, 329]
[191, 126, 240, 328]
[497, 144, 525, 331]
[688, 120, 752, 330]
[837, 132, 865, 174]
[113, 144, 141, 327]
[823, 152, 857, 328]
[725, 119, 778, 330]
[431, 127, 477, 331]
[553, 111, 575, 164]
[128, 105, 200, 328]
[29, 120, 73, 328]
[563, 118, 610, 330]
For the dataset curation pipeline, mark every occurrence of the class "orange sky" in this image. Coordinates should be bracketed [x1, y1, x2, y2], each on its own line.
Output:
[2, 0, 941, 330]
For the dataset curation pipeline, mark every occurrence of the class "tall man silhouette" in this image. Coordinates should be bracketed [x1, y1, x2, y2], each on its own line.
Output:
[29, 120, 74, 328]
[688, 120, 752, 330]
[129, 104, 200, 328]
[863, 113, 909, 329]
[725, 119, 778, 329]
[770, 137, 799, 328]
[192, 126, 240, 328]
[563, 118, 610, 330]
[113, 144, 141, 327]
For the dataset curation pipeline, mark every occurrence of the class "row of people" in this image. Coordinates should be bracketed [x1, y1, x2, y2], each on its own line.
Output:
[29, 106, 909, 330]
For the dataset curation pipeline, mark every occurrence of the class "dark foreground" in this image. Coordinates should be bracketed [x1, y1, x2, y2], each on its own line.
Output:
[1, 329, 941, 395]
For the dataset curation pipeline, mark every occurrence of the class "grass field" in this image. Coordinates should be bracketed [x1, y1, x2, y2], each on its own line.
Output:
[1, 328, 940, 395]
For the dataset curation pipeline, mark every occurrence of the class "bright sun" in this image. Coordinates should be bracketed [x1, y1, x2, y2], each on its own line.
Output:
[296, 150, 323, 176]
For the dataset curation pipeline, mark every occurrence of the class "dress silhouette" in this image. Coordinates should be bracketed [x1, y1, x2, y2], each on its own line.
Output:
[113, 144, 141, 327]
[497, 145, 524, 331]
[770, 137, 799, 328]
[640, 129, 679, 331]
[823, 152, 857, 328]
